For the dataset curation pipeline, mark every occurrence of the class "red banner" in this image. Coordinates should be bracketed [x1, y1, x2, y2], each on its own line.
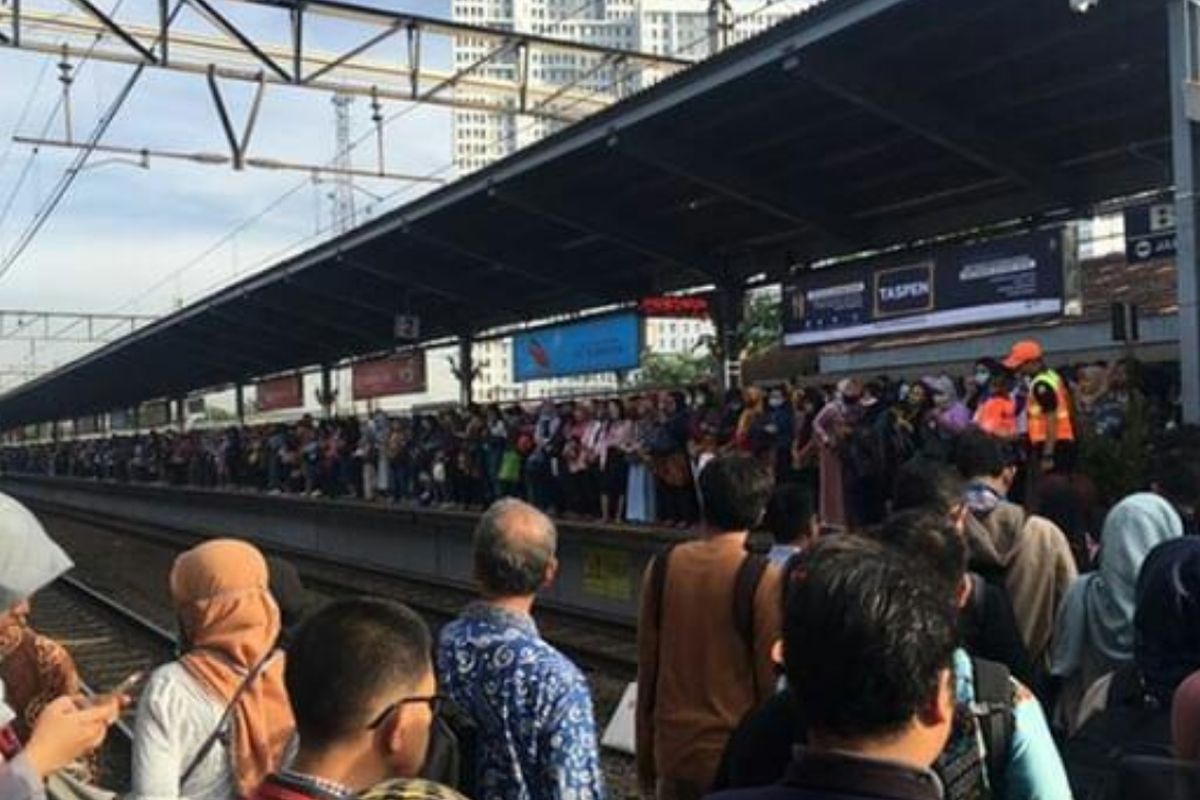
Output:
[257, 374, 304, 411]
[352, 351, 427, 400]
[638, 296, 710, 317]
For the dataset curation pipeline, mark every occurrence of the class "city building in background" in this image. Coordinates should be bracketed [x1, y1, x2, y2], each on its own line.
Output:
[451, 0, 814, 175]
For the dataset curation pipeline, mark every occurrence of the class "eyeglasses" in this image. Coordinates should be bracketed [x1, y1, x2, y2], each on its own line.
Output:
[367, 694, 449, 730]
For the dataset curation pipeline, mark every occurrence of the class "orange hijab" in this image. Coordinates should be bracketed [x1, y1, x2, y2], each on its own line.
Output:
[170, 540, 294, 798]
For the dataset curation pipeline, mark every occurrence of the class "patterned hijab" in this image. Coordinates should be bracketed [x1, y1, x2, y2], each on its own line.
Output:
[171, 539, 294, 797]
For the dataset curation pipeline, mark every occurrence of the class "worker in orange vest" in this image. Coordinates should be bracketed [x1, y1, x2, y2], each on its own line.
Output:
[972, 368, 1018, 440]
[1002, 339, 1075, 475]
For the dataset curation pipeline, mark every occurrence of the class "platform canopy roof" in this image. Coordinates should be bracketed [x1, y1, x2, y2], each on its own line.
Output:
[0, 0, 1173, 426]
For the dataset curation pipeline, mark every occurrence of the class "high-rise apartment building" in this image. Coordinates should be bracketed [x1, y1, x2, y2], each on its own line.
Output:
[451, 0, 812, 174]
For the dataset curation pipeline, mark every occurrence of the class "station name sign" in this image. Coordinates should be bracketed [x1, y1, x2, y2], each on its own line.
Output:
[783, 228, 1066, 347]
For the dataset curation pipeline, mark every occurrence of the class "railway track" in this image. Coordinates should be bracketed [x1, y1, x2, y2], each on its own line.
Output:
[32, 575, 178, 792]
[27, 499, 638, 679]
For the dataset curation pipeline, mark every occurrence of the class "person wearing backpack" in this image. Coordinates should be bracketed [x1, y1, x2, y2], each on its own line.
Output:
[1062, 537, 1200, 798]
[636, 454, 782, 800]
[706, 537, 956, 800]
[873, 511, 1071, 800]
[955, 429, 1078, 673]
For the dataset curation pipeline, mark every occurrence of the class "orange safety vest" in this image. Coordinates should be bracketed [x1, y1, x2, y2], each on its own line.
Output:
[1027, 369, 1074, 444]
[974, 395, 1017, 439]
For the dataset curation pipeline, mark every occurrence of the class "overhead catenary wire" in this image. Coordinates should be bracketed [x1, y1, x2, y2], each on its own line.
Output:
[115, 0, 800, 319]
[0, 0, 154, 279]
[171, 3, 790, 303]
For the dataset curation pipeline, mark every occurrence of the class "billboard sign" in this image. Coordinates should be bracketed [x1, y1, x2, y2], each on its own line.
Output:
[1124, 201, 1176, 264]
[513, 313, 641, 382]
[352, 351, 427, 399]
[256, 374, 304, 412]
[783, 229, 1065, 347]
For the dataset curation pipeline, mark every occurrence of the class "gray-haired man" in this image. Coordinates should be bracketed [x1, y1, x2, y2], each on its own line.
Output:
[436, 499, 604, 800]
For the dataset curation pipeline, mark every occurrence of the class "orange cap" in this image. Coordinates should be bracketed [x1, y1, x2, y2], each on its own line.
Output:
[1002, 340, 1043, 370]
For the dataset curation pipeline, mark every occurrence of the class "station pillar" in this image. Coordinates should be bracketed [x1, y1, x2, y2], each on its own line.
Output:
[175, 397, 186, 431]
[320, 365, 334, 419]
[458, 334, 474, 407]
[1169, 0, 1200, 425]
[712, 282, 745, 392]
[235, 384, 246, 425]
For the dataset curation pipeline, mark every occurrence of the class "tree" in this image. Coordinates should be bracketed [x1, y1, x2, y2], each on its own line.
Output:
[697, 290, 783, 363]
[633, 350, 716, 388]
[739, 292, 782, 359]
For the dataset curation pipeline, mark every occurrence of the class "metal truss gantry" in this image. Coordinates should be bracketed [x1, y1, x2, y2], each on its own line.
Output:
[0, 0, 691, 122]
[0, 309, 157, 344]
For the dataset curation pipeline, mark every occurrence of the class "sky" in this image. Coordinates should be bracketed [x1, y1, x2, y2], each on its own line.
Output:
[0, 0, 456, 391]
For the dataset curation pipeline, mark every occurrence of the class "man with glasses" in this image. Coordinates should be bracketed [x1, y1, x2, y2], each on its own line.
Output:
[437, 498, 604, 800]
[251, 597, 465, 800]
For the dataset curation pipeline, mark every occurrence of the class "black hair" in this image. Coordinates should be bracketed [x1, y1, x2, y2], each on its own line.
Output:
[953, 429, 1011, 480]
[763, 482, 816, 545]
[784, 536, 956, 741]
[892, 458, 964, 516]
[873, 510, 966, 598]
[699, 454, 773, 532]
[286, 598, 431, 749]
[1033, 475, 1099, 572]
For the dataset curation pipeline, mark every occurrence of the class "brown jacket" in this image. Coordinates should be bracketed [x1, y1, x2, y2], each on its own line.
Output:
[964, 501, 1078, 669]
[635, 535, 782, 796]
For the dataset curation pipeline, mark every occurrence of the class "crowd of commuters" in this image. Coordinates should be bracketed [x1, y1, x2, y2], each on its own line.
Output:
[0, 340, 1184, 531]
[2, 337, 1200, 800]
[6, 430, 1200, 800]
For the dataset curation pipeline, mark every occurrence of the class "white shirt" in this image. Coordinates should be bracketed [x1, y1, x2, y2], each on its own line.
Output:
[129, 661, 232, 800]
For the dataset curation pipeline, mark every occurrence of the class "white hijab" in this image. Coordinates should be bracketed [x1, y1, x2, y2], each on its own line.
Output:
[0, 492, 71, 727]
[0, 492, 72, 612]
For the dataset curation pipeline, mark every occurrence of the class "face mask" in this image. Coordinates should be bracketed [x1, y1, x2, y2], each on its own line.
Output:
[769, 397, 784, 408]
[975, 370, 990, 387]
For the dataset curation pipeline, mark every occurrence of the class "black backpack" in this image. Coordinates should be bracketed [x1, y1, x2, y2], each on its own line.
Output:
[1062, 665, 1175, 800]
[934, 656, 1016, 800]
[419, 696, 479, 798]
[1117, 755, 1200, 799]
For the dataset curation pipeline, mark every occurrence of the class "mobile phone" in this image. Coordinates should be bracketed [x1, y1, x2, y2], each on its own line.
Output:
[109, 670, 147, 697]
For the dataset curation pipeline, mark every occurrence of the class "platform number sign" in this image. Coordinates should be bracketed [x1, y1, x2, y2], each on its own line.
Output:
[1124, 202, 1176, 264]
[394, 314, 420, 342]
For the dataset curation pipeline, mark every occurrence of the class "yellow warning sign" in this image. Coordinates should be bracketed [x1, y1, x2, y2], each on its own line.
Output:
[583, 548, 632, 601]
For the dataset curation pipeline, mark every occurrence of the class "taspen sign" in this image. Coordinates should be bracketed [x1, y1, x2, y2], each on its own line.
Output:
[783, 229, 1065, 347]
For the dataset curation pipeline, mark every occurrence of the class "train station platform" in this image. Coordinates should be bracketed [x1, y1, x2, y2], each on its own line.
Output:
[0, 474, 687, 627]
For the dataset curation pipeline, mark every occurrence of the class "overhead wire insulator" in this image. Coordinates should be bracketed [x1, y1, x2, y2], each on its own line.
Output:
[370, 85, 385, 176]
[58, 45, 75, 144]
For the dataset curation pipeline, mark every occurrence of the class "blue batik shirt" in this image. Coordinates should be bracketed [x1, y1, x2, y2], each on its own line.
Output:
[436, 602, 605, 800]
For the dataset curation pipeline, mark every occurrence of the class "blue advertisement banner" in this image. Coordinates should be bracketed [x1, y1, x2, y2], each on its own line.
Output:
[783, 229, 1065, 347]
[514, 313, 641, 381]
